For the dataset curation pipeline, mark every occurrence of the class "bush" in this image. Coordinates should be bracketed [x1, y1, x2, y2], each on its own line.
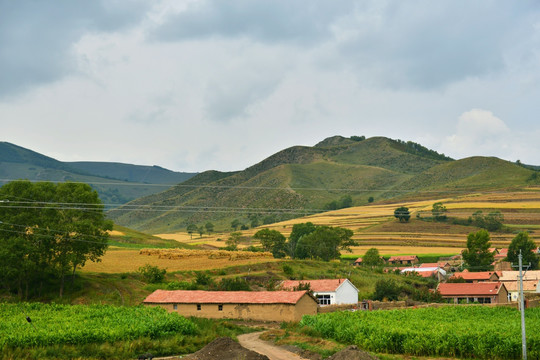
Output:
[282, 264, 294, 278]
[138, 264, 166, 283]
[218, 277, 250, 291]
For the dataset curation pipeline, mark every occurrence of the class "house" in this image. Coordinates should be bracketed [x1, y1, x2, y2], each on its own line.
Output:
[504, 281, 540, 302]
[401, 267, 446, 279]
[499, 270, 540, 282]
[419, 262, 452, 272]
[353, 257, 363, 266]
[281, 278, 358, 306]
[450, 271, 499, 283]
[437, 282, 508, 304]
[143, 290, 318, 322]
[387, 255, 419, 265]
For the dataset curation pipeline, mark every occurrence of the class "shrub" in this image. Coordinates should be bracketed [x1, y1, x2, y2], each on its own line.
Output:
[138, 264, 166, 283]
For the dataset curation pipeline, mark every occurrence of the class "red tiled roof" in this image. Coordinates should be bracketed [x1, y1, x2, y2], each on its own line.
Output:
[388, 256, 418, 262]
[451, 271, 498, 281]
[354, 258, 363, 263]
[143, 290, 309, 304]
[437, 282, 505, 296]
[281, 279, 349, 292]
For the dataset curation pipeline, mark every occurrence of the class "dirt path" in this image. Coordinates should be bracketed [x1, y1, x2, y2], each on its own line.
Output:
[238, 332, 308, 360]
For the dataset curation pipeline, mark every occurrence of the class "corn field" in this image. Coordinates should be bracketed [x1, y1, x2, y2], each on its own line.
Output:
[300, 306, 540, 359]
[0, 303, 196, 348]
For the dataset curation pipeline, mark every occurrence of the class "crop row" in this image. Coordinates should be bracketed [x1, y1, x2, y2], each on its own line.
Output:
[0, 303, 196, 348]
[300, 306, 540, 359]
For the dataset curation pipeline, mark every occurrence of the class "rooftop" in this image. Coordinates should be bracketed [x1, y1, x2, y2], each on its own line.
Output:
[437, 282, 505, 296]
[143, 290, 310, 304]
[281, 279, 353, 292]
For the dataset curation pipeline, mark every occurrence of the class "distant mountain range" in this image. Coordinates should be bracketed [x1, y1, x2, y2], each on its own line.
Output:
[0, 142, 196, 205]
[107, 136, 539, 233]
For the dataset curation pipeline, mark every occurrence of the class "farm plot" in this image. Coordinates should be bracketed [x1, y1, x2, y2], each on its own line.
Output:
[81, 249, 277, 273]
[0, 303, 196, 348]
[300, 306, 540, 359]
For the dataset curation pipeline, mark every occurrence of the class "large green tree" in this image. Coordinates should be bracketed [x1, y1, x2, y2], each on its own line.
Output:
[394, 206, 411, 222]
[507, 232, 539, 270]
[288, 222, 317, 257]
[293, 225, 356, 261]
[462, 229, 494, 271]
[362, 247, 384, 266]
[0, 181, 112, 299]
[253, 228, 287, 258]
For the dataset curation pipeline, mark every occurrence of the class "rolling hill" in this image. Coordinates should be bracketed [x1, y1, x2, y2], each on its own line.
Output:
[108, 135, 539, 234]
[0, 142, 196, 205]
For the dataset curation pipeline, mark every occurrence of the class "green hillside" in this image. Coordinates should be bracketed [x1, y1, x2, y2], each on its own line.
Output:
[109, 136, 460, 233]
[0, 142, 195, 205]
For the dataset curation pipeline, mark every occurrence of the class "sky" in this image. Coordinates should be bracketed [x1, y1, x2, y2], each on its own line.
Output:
[1, 0, 539, 172]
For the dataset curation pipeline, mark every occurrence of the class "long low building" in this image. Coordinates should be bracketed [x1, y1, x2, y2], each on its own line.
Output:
[437, 282, 508, 304]
[143, 290, 318, 322]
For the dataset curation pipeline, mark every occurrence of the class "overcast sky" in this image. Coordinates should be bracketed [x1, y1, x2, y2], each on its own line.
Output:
[1, 1, 539, 172]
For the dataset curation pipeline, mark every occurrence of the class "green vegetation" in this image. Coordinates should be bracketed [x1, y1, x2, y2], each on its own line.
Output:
[508, 231, 539, 269]
[361, 248, 384, 267]
[138, 264, 167, 283]
[253, 228, 287, 258]
[462, 230, 495, 271]
[0, 180, 112, 299]
[394, 206, 411, 222]
[0, 303, 253, 360]
[300, 306, 540, 359]
[292, 224, 356, 261]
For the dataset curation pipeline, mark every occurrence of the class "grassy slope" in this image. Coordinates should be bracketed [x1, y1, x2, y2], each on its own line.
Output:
[109, 137, 452, 233]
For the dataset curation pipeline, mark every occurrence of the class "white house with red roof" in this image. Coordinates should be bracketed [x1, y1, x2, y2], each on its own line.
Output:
[281, 278, 358, 306]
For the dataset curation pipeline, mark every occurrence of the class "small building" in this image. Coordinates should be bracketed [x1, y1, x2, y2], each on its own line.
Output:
[450, 271, 499, 283]
[353, 257, 363, 266]
[387, 255, 419, 265]
[143, 290, 318, 322]
[419, 262, 453, 272]
[437, 282, 508, 304]
[401, 267, 446, 280]
[281, 278, 358, 306]
[504, 281, 540, 302]
[499, 270, 540, 282]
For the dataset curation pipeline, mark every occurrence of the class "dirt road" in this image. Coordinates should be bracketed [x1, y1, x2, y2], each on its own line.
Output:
[238, 332, 309, 360]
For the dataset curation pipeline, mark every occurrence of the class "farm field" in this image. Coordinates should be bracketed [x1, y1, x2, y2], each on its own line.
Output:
[154, 189, 540, 253]
[81, 249, 277, 273]
[300, 306, 540, 359]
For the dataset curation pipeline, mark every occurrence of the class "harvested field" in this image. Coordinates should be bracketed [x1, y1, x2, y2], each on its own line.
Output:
[347, 245, 460, 256]
[81, 249, 277, 273]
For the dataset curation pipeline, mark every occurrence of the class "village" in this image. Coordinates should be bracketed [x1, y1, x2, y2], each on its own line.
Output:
[142, 247, 540, 323]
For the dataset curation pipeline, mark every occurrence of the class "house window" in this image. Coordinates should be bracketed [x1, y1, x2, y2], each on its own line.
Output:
[316, 295, 331, 305]
[218, 304, 223, 311]
[197, 304, 201, 311]
[173, 304, 178, 310]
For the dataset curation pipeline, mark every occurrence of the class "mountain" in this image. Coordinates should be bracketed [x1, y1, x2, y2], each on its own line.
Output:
[110, 136, 495, 233]
[0, 142, 197, 205]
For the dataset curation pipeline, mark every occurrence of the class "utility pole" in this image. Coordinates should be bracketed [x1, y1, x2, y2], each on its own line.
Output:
[519, 250, 527, 360]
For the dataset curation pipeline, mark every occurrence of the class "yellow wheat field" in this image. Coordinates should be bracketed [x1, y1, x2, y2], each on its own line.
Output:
[81, 249, 277, 273]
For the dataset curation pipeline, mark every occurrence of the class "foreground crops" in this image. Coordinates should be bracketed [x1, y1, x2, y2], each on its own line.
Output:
[0, 303, 196, 348]
[300, 306, 540, 359]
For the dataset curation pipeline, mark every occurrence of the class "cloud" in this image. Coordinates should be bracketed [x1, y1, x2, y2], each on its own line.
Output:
[0, 0, 150, 98]
[442, 109, 511, 159]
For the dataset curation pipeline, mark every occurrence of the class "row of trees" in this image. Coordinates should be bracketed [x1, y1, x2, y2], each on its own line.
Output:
[252, 222, 357, 261]
[0, 181, 112, 299]
[186, 222, 214, 239]
[462, 229, 539, 270]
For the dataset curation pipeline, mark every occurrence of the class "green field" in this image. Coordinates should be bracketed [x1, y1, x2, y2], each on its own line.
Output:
[301, 306, 540, 359]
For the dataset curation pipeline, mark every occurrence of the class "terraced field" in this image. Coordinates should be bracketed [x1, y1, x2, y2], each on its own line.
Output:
[154, 188, 540, 256]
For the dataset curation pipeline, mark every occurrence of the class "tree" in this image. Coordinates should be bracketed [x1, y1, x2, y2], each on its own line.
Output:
[253, 229, 287, 258]
[0, 180, 112, 298]
[198, 226, 205, 238]
[231, 219, 241, 231]
[471, 211, 504, 232]
[226, 232, 242, 250]
[394, 206, 411, 222]
[205, 222, 214, 234]
[293, 226, 356, 261]
[138, 264, 166, 283]
[363, 248, 383, 267]
[507, 232, 539, 270]
[368, 196, 374, 203]
[432, 202, 447, 221]
[288, 222, 317, 258]
[462, 229, 494, 271]
[373, 279, 400, 301]
[186, 224, 198, 239]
